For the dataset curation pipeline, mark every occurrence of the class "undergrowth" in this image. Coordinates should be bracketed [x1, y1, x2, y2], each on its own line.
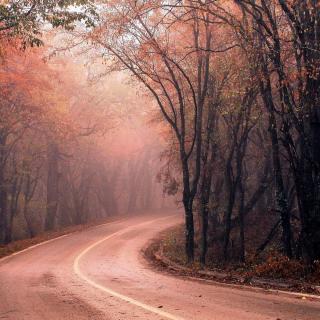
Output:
[157, 226, 320, 285]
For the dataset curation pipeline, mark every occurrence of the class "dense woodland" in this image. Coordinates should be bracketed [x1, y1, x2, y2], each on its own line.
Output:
[1, 1, 320, 271]
[0, 1, 170, 243]
[0, 47, 168, 242]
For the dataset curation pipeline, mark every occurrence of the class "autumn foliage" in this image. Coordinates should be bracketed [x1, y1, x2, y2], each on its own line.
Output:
[85, 0, 320, 267]
[1, 1, 320, 276]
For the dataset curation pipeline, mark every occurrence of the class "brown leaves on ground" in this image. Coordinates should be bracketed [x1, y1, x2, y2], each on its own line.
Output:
[151, 226, 320, 288]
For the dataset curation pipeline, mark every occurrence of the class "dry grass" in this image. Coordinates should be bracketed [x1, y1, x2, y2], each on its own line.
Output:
[157, 226, 320, 285]
[157, 225, 187, 265]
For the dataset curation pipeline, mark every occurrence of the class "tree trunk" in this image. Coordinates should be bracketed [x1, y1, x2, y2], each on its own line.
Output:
[260, 78, 293, 258]
[269, 107, 292, 258]
[183, 196, 194, 263]
[0, 185, 8, 244]
[255, 219, 281, 257]
[239, 181, 245, 263]
[0, 134, 8, 244]
[24, 205, 35, 238]
[200, 204, 208, 265]
[223, 158, 237, 261]
[45, 142, 59, 231]
[302, 105, 320, 262]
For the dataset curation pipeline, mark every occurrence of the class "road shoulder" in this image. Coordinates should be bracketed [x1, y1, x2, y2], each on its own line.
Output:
[143, 226, 320, 300]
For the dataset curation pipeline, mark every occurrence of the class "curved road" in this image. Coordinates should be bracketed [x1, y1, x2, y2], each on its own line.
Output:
[0, 212, 319, 320]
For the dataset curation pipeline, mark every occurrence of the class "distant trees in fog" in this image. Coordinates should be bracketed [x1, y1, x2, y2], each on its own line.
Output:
[0, 36, 168, 244]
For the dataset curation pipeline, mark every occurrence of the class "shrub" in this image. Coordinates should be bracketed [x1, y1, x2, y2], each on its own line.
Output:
[253, 253, 306, 279]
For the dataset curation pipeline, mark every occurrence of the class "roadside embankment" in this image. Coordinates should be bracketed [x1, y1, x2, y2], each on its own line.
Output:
[144, 225, 320, 297]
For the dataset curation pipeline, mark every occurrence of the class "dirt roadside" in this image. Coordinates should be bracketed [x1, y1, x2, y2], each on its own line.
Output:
[143, 227, 320, 298]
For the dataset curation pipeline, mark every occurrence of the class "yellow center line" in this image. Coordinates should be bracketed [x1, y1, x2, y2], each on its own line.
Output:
[73, 217, 186, 320]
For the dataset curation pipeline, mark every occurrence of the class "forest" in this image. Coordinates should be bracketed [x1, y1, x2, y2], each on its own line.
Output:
[1, 0, 320, 274]
[0, 1, 173, 245]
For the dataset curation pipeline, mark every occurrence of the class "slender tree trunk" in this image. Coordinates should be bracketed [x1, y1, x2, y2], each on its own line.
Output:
[256, 219, 281, 257]
[301, 103, 320, 262]
[269, 109, 292, 258]
[183, 195, 194, 263]
[23, 205, 35, 238]
[0, 134, 8, 244]
[45, 142, 59, 231]
[0, 184, 8, 244]
[260, 78, 293, 258]
[200, 204, 208, 265]
[309, 106, 320, 260]
[239, 181, 245, 263]
[181, 156, 195, 263]
[199, 141, 216, 265]
[3, 174, 21, 244]
[127, 155, 147, 213]
[223, 159, 236, 261]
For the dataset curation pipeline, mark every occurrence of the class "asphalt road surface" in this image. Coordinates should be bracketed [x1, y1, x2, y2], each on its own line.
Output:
[0, 212, 319, 320]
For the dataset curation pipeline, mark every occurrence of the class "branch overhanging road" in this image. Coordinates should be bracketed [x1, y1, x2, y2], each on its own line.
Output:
[0, 212, 319, 320]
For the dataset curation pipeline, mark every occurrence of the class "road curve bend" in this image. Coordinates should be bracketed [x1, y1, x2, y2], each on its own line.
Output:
[0, 212, 319, 320]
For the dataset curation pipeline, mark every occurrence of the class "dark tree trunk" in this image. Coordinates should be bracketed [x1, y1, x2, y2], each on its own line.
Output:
[200, 203, 208, 265]
[301, 104, 320, 262]
[222, 91, 254, 261]
[23, 168, 38, 238]
[268, 106, 292, 258]
[0, 134, 8, 244]
[181, 154, 195, 263]
[0, 185, 8, 244]
[199, 155, 215, 265]
[259, 77, 293, 258]
[255, 219, 281, 257]
[239, 181, 245, 263]
[183, 196, 194, 263]
[199, 159, 213, 265]
[4, 176, 20, 244]
[223, 175, 236, 261]
[45, 142, 59, 231]
[24, 206, 35, 238]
